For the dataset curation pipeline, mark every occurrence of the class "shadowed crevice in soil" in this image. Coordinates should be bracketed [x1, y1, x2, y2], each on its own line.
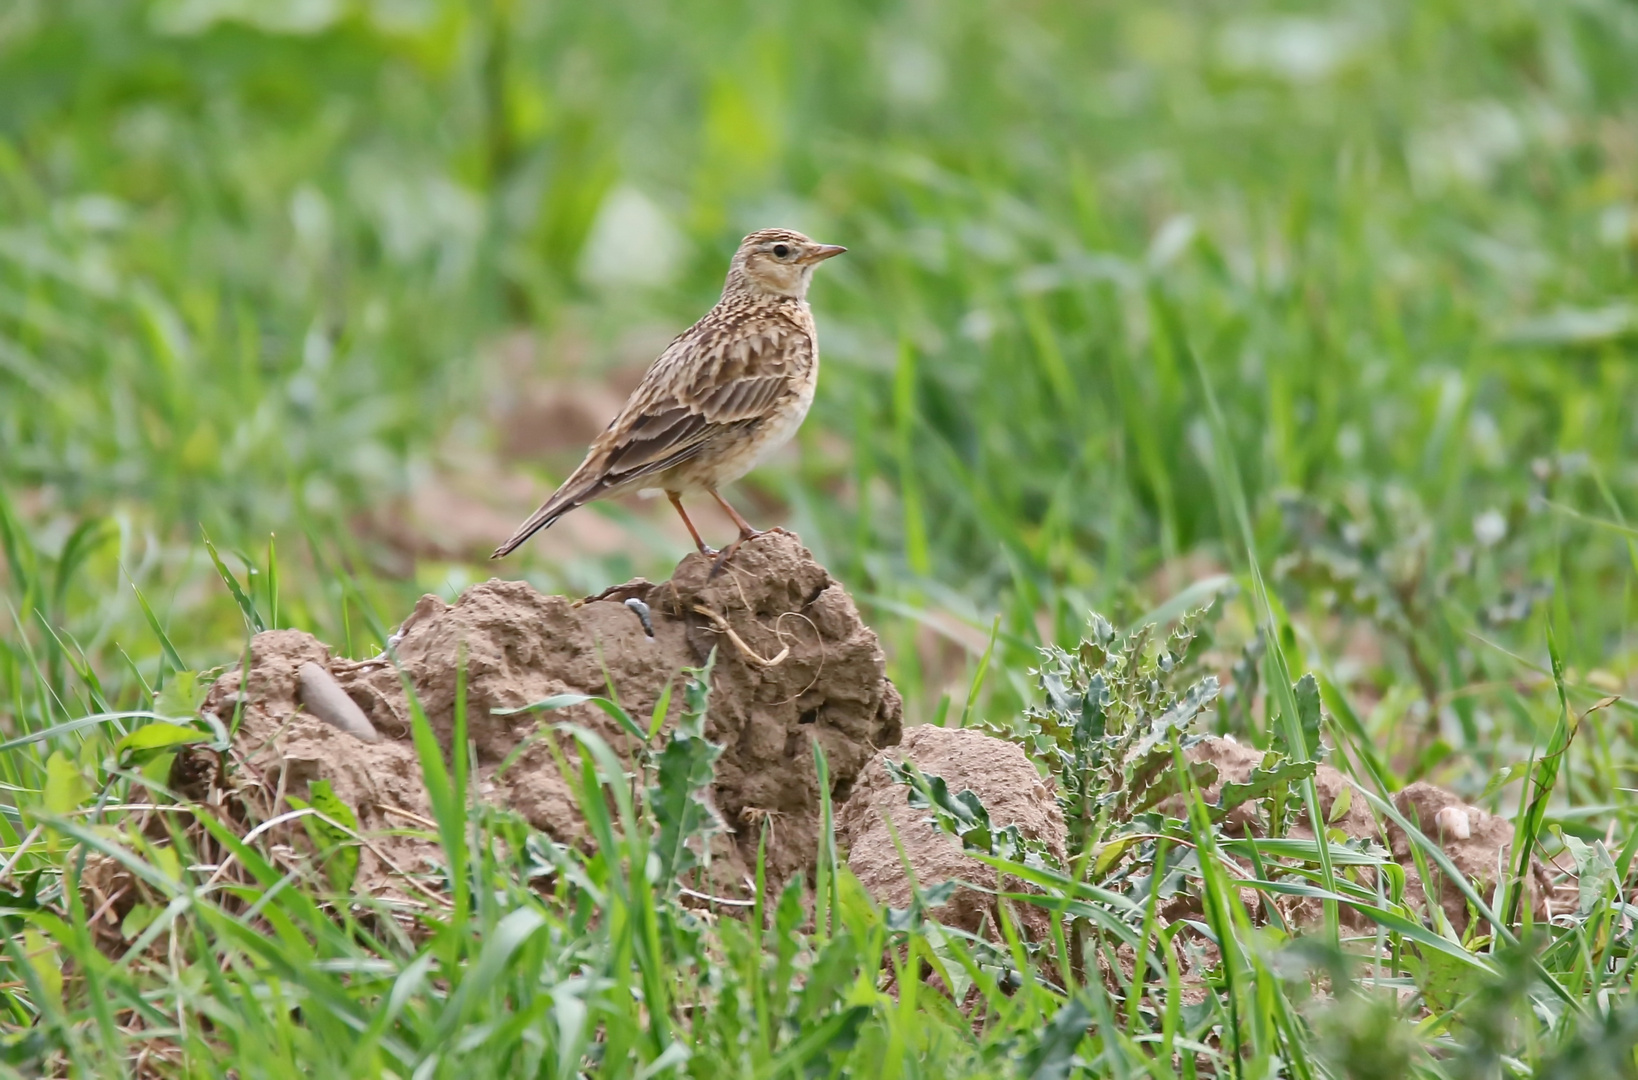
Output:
[204, 532, 902, 898]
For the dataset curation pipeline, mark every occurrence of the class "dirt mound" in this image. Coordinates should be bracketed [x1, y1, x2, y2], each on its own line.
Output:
[203, 532, 902, 899]
[837, 731, 1556, 946]
[197, 536, 1554, 940]
[1182, 737, 1553, 932]
[1390, 780, 1554, 932]
[838, 725, 1067, 942]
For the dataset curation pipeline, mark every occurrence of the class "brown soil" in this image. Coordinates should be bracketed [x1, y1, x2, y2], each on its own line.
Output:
[838, 725, 1068, 942]
[1179, 737, 1555, 933]
[1389, 780, 1555, 932]
[192, 528, 1559, 943]
[203, 531, 902, 900]
[835, 729, 1559, 948]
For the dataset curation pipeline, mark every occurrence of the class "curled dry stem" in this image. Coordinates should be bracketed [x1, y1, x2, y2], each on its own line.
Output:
[691, 603, 791, 667]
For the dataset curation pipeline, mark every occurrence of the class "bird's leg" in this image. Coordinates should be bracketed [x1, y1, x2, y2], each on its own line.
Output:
[668, 493, 716, 556]
[707, 489, 791, 576]
[709, 489, 761, 541]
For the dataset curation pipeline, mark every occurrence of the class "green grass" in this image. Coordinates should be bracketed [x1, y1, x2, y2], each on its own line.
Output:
[4, 0, 1638, 1074]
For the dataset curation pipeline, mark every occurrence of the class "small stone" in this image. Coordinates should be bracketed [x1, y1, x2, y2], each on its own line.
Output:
[1435, 805, 1472, 840]
[297, 662, 380, 743]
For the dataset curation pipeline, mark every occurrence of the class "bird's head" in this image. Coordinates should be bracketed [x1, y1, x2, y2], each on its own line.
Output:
[726, 228, 846, 299]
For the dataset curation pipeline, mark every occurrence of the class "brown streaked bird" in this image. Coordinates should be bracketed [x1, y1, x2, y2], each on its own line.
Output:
[492, 227, 846, 565]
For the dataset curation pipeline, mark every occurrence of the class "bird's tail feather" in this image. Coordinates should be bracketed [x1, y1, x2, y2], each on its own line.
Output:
[491, 490, 583, 558]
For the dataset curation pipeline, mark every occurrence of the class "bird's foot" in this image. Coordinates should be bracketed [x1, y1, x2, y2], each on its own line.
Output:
[709, 536, 753, 578]
[708, 527, 797, 577]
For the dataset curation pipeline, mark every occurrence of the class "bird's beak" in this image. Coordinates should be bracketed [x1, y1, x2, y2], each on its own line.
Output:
[805, 244, 847, 263]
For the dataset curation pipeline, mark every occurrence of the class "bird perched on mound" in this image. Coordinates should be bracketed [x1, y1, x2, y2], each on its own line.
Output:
[493, 227, 846, 566]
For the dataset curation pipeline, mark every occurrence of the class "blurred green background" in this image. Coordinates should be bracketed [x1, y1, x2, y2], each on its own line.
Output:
[3, 0, 1638, 789]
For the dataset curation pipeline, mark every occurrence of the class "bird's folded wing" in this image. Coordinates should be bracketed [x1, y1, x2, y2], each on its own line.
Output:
[590, 323, 809, 490]
[600, 406, 724, 482]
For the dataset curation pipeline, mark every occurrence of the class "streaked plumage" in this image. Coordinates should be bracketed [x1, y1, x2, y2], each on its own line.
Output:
[493, 227, 846, 561]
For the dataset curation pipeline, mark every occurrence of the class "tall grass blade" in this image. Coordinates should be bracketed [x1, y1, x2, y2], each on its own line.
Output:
[1159, 292, 1340, 924]
[202, 529, 264, 633]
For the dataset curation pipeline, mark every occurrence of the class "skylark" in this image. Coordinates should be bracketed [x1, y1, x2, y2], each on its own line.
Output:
[493, 227, 846, 564]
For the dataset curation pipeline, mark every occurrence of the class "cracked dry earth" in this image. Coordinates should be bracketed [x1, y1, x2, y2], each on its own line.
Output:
[204, 532, 902, 900]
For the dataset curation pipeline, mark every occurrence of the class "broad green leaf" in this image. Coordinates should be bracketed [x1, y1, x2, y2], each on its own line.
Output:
[121, 902, 160, 940]
[150, 844, 183, 882]
[1273, 673, 1322, 762]
[22, 929, 62, 1005]
[116, 718, 213, 791]
[1480, 761, 1532, 801]
[1327, 782, 1353, 824]
[1416, 943, 1478, 1013]
[139, 752, 179, 789]
[154, 669, 207, 719]
[43, 751, 90, 816]
[1094, 835, 1138, 876]
[1560, 834, 1619, 917]
[649, 727, 722, 882]
[115, 721, 210, 764]
[1214, 756, 1318, 819]
[288, 780, 361, 892]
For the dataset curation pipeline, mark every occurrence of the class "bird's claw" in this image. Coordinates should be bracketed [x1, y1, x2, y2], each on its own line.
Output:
[708, 541, 743, 578]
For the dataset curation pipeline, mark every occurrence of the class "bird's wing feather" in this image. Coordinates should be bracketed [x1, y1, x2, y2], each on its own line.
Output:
[587, 309, 811, 488]
[697, 373, 791, 420]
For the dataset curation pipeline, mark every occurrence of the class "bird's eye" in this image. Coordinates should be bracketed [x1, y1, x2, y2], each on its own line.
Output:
[772, 244, 791, 258]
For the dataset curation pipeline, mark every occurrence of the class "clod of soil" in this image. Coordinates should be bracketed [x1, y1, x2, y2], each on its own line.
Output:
[203, 532, 902, 899]
[1182, 737, 1553, 932]
[1390, 781, 1554, 932]
[838, 725, 1068, 942]
[838, 730, 1557, 946]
